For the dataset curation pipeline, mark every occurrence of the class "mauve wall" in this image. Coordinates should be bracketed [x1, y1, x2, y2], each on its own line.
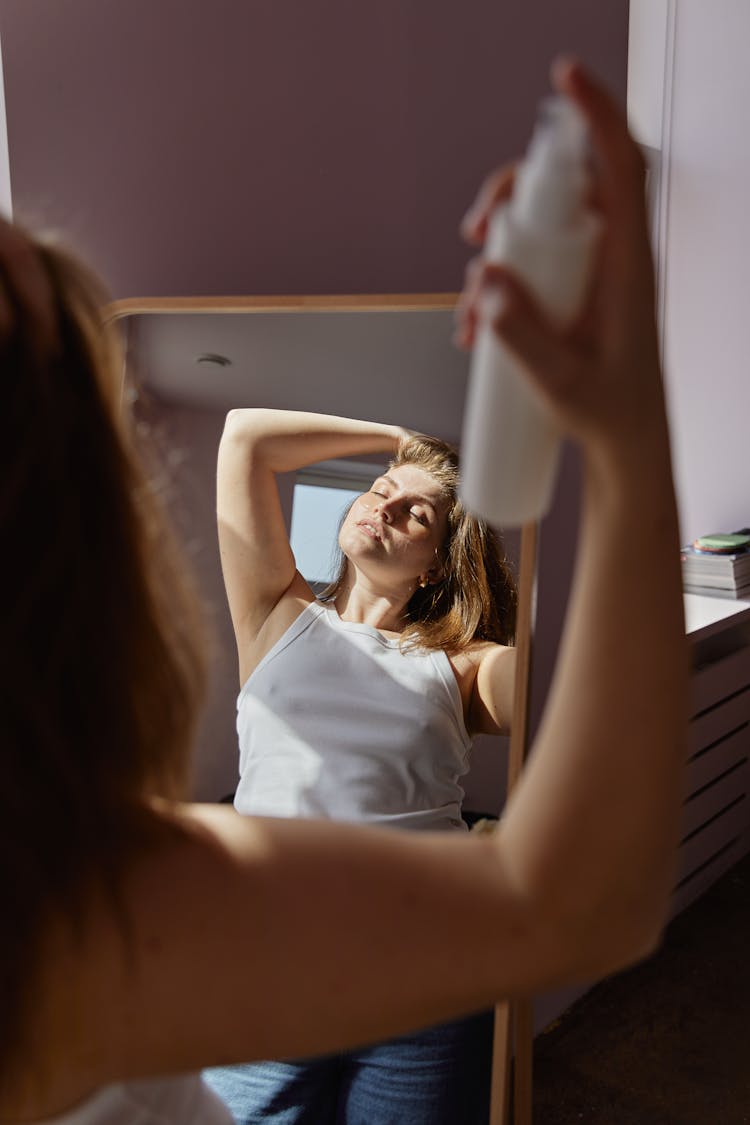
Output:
[1, 0, 628, 299]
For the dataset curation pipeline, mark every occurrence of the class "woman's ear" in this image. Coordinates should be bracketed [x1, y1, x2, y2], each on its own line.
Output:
[431, 549, 448, 584]
[422, 564, 444, 587]
[418, 547, 446, 588]
[424, 545, 447, 587]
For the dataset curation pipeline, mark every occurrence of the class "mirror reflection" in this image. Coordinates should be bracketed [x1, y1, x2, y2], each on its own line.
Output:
[117, 298, 520, 814]
[120, 303, 521, 1121]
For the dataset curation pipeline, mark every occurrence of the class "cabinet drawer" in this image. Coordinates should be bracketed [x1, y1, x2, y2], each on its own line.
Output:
[681, 754, 749, 837]
[677, 798, 748, 886]
[670, 833, 744, 917]
[688, 687, 750, 754]
[684, 723, 750, 795]
[691, 646, 750, 716]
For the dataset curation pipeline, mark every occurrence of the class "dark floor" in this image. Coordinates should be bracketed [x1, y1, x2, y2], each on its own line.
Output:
[532, 852, 750, 1124]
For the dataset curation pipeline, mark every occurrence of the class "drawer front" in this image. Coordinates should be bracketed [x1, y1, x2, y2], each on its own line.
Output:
[691, 646, 750, 716]
[670, 833, 745, 917]
[688, 687, 750, 754]
[676, 798, 748, 889]
[684, 723, 750, 798]
[681, 752, 749, 838]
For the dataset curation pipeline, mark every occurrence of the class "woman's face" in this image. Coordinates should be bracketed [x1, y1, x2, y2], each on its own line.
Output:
[338, 463, 450, 589]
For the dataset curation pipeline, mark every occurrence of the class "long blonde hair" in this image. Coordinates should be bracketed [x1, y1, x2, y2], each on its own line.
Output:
[320, 434, 517, 651]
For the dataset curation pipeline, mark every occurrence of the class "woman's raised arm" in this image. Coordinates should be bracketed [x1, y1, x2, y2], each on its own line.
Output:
[216, 409, 406, 670]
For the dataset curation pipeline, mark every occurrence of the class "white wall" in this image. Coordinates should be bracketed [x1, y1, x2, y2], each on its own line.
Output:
[630, 0, 750, 545]
[0, 33, 13, 215]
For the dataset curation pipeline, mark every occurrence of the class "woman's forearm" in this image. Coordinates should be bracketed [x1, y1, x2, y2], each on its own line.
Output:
[499, 420, 687, 973]
[222, 408, 407, 473]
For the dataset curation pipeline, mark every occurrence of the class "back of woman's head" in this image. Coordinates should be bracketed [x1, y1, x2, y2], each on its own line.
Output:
[0, 229, 206, 1065]
[323, 432, 517, 651]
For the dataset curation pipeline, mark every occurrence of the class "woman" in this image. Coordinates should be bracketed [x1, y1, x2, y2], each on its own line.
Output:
[206, 417, 518, 1122]
[1, 60, 686, 1125]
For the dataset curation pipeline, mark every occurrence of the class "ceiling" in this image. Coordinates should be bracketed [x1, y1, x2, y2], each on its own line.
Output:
[123, 300, 467, 441]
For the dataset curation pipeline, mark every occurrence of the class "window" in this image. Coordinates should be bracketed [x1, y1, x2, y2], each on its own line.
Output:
[289, 459, 384, 589]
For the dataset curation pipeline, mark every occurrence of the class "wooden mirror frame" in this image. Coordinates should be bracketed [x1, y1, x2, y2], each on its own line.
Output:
[106, 293, 539, 1125]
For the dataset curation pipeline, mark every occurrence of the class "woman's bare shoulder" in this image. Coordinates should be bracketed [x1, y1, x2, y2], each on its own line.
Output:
[449, 642, 516, 736]
[237, 571, 316, 685]
[448, 639, 513, 681]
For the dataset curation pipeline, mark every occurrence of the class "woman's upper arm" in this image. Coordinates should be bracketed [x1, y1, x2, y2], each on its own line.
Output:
[216, 411, 298, 642]
[98, 805, 619, 1079]
[469, 644, 517, 736]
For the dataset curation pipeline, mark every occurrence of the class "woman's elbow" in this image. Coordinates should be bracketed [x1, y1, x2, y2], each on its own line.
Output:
[565, 898, 671, 982]
[223, 407, 265, 438]
[515, 882, 673, 991]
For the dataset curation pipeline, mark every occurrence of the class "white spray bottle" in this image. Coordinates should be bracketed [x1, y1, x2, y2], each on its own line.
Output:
[459, 97, 600, 527]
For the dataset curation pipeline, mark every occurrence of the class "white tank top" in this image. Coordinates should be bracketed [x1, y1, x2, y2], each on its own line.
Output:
[235, 601, 472, 831]
[32, 1074, 232, 1124]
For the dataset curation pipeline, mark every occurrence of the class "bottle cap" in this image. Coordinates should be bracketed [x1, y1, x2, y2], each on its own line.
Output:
[512, 97, 589, 229]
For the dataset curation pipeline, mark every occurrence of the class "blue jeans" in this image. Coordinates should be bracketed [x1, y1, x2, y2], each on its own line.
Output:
[203, 1010, 493, 1124]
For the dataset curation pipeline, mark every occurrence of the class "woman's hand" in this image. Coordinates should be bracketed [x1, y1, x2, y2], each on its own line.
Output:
[455, 59, 666, 476]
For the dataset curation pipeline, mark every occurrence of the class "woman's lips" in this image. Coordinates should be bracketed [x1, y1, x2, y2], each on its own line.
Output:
[356, 520, 382, 541]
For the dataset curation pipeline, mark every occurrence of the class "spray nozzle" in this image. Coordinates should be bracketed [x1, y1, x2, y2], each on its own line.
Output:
[511, 96, 590, 229]
[530, 97, 588, 163]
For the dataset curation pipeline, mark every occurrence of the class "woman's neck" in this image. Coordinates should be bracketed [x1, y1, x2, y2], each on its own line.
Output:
[333, 577, 414, 635]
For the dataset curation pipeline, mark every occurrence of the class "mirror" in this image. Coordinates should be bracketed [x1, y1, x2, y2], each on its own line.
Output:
[108, 294, 523, 808]
[109, 292, 536, 1125]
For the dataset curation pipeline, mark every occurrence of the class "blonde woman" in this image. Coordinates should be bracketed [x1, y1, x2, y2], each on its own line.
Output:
[208, 416, 518, 1122]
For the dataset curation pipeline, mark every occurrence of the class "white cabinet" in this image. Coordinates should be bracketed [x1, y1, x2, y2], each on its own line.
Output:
[534, 595, 750, 1035]
[672, 596, 750, 913]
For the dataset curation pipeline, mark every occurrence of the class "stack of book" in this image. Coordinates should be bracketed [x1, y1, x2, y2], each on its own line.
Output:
[681, 531, 750, 599]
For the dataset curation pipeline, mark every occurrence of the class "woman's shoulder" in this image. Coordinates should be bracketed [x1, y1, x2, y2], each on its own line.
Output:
[237, 573, 317, 685]
[449, 638, 511, 671]
[448, 641, 516, 737]
[445, 641, 494, 720]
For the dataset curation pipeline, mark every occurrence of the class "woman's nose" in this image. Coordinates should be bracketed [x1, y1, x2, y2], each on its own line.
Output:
[373, 500, 393, 523]
[370, 498, 393, 524]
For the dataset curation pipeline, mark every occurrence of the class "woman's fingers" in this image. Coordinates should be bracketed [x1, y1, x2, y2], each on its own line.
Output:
[459, 165, 516, 246]
[550, 59, 658, 354]
[456, 256, 586, 406]
[552, 61, 650, 263]
[454, 58, 665, 458]
[453, 256, 486, 348]
[553, 59, 646, 203]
